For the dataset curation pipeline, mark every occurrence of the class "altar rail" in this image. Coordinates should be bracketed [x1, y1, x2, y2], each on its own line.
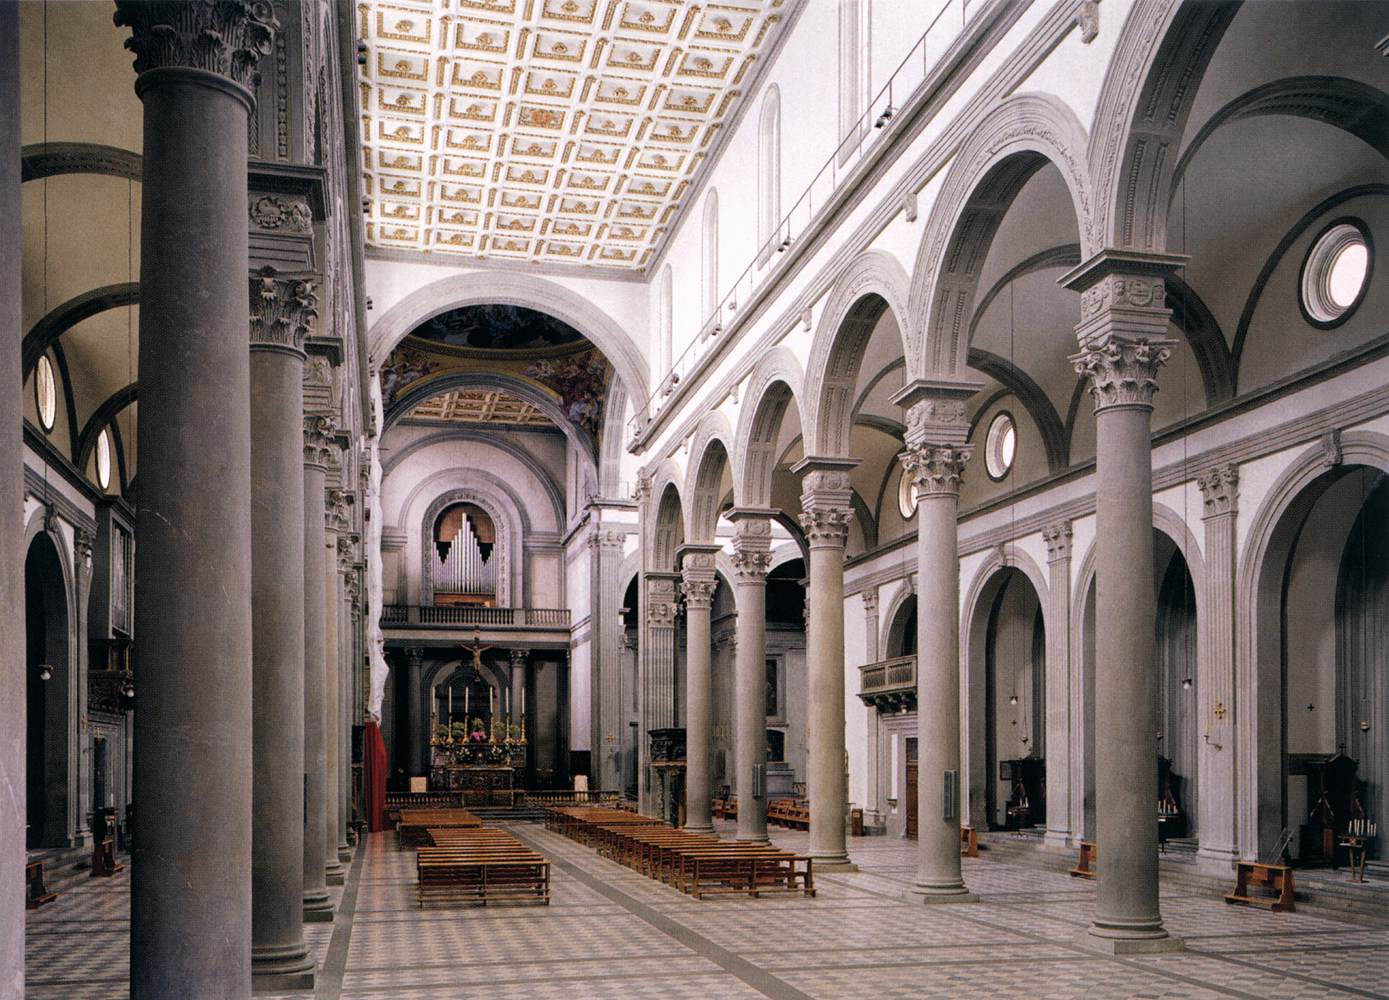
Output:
[858, 655, 917, 712]
[381, 606, 571, 628]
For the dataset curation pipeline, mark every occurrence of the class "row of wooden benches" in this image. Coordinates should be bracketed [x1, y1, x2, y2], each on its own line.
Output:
[546, 806, 815, 900]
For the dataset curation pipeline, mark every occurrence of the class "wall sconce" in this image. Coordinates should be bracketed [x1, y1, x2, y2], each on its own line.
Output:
[38, 662, 53, 682]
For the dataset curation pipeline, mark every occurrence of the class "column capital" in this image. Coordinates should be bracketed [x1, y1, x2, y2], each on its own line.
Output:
[899, 443, 973, 500]
[645, 572, 680, 629]
[891, 379, 983, 448]
[1070, 336, 1176, 413]
[249, 267, 316, 357]
[114, 0, 277, 98]
[1061, 249, 1187, 350]
[303, 414, 336, 469]
[1042, 520, 1074, 563]
[728, 508, 775, 581]
[1197, 463, 1239, 519]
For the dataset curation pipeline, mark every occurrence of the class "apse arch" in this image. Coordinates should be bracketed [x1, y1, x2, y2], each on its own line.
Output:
[908, 93, 1097, 381]
[1236, 430, 1389, 861]
[732, 346, 808, 509]
[682, 410, 738, 545]
[803, 250, 913, 458]
[366, 271, 650, 418]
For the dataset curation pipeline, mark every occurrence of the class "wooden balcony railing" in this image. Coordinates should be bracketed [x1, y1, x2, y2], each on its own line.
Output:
[858, 655, 917, 712]
[381, 606, 571, 629]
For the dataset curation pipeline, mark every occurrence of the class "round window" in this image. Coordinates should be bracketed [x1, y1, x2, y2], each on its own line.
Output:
[985, 412, 1016, 481]
[35, 355, 56, 432]
[897, 466, 917, 519]
[95, 428, 112, 491]
[1301, 220, 1372, 327]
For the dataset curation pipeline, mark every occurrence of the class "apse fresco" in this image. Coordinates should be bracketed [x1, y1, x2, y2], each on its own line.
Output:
[414, 304, 587, 351]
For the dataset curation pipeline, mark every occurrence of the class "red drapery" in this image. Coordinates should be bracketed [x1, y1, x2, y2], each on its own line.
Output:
[362, 720, 388, 833]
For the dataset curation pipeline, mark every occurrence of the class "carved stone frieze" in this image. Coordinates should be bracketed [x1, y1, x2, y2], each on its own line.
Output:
[1041, 520, 1073, 562]
[1197, 464, 1239, 519]
[899, 443, 973, 500]
[249, 267, 317, 352]
[1070, 336, 1175, 413]
[114, 0, 278, 92]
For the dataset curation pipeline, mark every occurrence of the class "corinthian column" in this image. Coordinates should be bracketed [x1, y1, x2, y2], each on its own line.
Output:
[1064, 252, 1183, 953]
[114, 4, 275, 995]
[895, 381, 981, 903]
[301, 417, 334, 920]
[794, 459, 858, 871]
[728, 510, 774, 841]
[679, 545, 719, 834]
[249, 272, 315, 987]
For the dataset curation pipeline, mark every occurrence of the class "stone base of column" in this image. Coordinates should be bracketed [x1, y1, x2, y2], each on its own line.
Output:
[1078, 928, 1183, 955]
[325, 861, 346, 886]
[251, 945, 315, 991]
[909, 883, 977, 904]
[303, 889, 334, 922]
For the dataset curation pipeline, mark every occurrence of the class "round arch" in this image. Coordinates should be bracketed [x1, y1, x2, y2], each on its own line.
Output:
[803, 250, 913, 458]
[732, 346, 808, 508]
[367, 271, 650, 418]
[908, 93, 1097, 381]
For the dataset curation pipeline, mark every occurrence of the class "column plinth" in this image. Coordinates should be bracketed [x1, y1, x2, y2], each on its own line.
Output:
[250, 272, 316, 987]
[301, 418, 334, 920]
[729, 510, 774, 842]
[893, 380, 983, 903]
[116, 3, 276, 993]
[1064, 252, 1184, 952]
[679, 546, 719, 835]
[795, 460, 859, 871]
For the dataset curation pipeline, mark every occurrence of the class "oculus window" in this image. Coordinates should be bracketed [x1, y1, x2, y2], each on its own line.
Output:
[985, 412, 1017, 481]
[35, 355, 56, 432]
[1301, 220, 1371, 327]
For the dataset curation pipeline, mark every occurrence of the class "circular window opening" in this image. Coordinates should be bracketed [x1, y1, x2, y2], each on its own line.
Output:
[985, 411, 1016, 481]
[35, 355, 56, 432]
[897, 466, 917, 519]
[95, 428, 112, 491]
[1301, 220, 1372, 327]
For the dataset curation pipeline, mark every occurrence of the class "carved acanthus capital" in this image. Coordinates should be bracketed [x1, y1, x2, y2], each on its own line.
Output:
[1197, 464, 1239, 519]
[1042, 520, 1073, 563]
[303, 414, 336, 468]
[114, 0, 277, 94]
[249, 267, 316, 354]
[1070, 336, 1175, 413]
[899, 443, 973, 500]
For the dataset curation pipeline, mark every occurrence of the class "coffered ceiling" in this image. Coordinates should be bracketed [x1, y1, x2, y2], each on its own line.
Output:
[358, 0, 790, 270]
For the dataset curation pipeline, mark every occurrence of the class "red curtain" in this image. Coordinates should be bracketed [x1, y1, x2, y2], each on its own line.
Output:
[362, 720, 388, 833]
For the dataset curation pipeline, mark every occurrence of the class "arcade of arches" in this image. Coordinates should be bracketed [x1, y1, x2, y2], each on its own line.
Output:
[3, 2, 1387, 999]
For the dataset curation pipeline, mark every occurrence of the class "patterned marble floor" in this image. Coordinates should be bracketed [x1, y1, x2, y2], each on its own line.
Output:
[24, 824, 1389, 999]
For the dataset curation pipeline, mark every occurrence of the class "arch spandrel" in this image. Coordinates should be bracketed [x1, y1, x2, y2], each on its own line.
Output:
[907, 93, 1098, 383]
[732, 346, 808, 509]
[803, 250, 913, 459]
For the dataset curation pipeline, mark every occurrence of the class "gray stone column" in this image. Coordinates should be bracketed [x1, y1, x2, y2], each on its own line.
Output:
[114, 4, 275, 994]
[1197, 464, 1238, 871]
[405, 646, 426, 777]
[679, 546, 719, 835]
[1066, 252, 1182, 953]
[729, 509, 774, 842]
[322, 489, 347, 885]
[0, 6, 25, 991]
[639, 572, 679, 815]
[249, 272, 316, 986]
[796, 459, 858, 871]
[861, 591, 881, 820]
[301, 417, 334, 920]
[588, 526, 626, 791]
[1042, 521, 1075, 850]
[896, 381, 980, 903]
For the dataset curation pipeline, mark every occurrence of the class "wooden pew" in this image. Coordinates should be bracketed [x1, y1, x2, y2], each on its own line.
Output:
[1225, 861, 1295, 913]
[1070, 840, 1097, 878]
